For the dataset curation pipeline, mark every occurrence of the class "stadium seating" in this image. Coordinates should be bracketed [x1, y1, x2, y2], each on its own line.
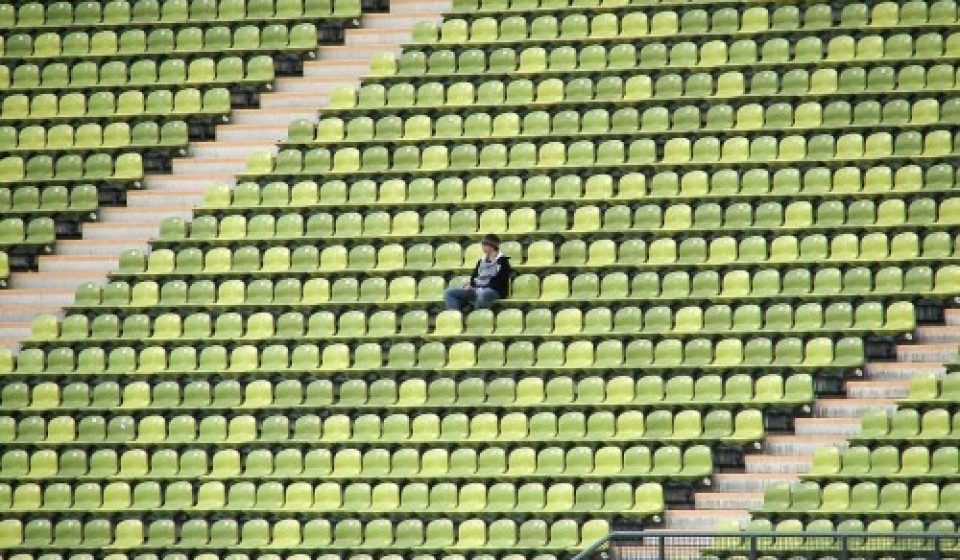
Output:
[0, 0, 362, 274]
[3, 0, 960, 557]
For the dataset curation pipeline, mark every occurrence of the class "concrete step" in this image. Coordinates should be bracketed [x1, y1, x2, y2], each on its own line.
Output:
[303, 53, 372, 69]
[38, 255, 117, 274]
[794, 416, 861, 437]
[944, 308, 960, 326]
[0, 304, 69, 323]
[216, 124, 291, 142]
[744, 454, 812, 474]
[712, 473, 799, 492]
[362, 12, 442, 27]
[344, 28, 411, 45]
[865, 360, 947, 380]
[144, 173, 236, 190]
[694, 492, 764, 510]
[388, 0, 450, 14]
[845, 380, 909, 399]
[812, 398, 896, 418]
[99, 206, 193, 224]
[0, 323, 31, 340]
[664, 509, 750, 531]
[896, 343, 959, 363]
[764, 435, 848, 455]
[231, 108, 318, 125]
[10, 271, 107, 290]
[260, 91, 331, 109]
[171, 157, 246, 175]
[127, 189, 206, 208]
[190, 141, 278, 159]
[274, 76, 359, 93]
[916, 325, 960, 343]
[82, 223, 158, 240]
[57, 239, 146, 257]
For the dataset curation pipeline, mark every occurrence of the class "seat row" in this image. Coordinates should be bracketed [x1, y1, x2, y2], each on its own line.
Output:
[2, 23, 318, 61]
[857, 408, 960, 442]
[68, 266, 960, 311]
[0, 480, 663, 516]
[2, 122, 187, 153]
[114, 234, 960, 279]
[2, 89, 231, 124]
[0, 154, 143, 185]
[374, 34, 955, 78]
[0, 218, 55, 247]
[327, 66, 958, 111]
[31, 302, 912, 344]
[901, 373, 960, 404]
[0, 0, 355, 30]
[0, 517, 608, 551]
[807, 445, 960, 480]
[1, 56, 275, 92]
[165, 201, 960, 242]
[293, 98, 958, 146]
[0, 444, 713, 480]
[416, 4, 957, 45]
[202, 165, 959, 209]
[244, 131, 960, 177]
[0, 409, 763, 445]
[761, 481, 960, 514]
[0, 374, 814, 413]
[0, 186, 97, 215]
[6, 336, 865, 376]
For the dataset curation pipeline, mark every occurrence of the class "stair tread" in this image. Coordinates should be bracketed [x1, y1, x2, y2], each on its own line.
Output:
[795, 416, 861, 423]
[765, 434, 848, 441]
[814, 397, 896, 404]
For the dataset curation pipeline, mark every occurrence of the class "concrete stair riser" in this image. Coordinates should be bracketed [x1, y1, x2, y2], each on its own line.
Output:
[171, 158, 247, 175]
[274, 77, 359, 93]
[57, 240, 147, 257]
[364, 13, 443, 27]
[845, 381, 909, 399]
[865, 361, 947, 380]
[143, 175, 236, 190]
[916, 326, 960, 343]
[38, 256, 118, 274]
[12, 272, 107, 290]
[794, 417, 861, 437]
[694, 493, 764, 510]
[744, 455, 813, 474]
[812, 398, 897, 418]
[345, 29, 411, 45]
[216, 125, 290, 142]
[127, 191, 207, 209]
[712, 474, 799, 493]
[260, 92, 331, 108]
[0, 325, 31, 339]
[763, 436, 848, 456]
[232, 109, 320, 125]
[896, 343, 959, 362]
[190, 142, 278, 159]
[664, 510, 751, 531]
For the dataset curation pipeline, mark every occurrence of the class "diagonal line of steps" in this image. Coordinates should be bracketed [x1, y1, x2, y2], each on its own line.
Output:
[0, 0, 450, 349]
[664, 308, 960, 533]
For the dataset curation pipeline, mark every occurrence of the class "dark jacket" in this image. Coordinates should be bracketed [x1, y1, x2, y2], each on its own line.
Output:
[469, 254, 513, 297]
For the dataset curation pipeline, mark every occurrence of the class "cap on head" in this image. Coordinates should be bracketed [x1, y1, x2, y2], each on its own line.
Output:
[481, 233, 501, 250]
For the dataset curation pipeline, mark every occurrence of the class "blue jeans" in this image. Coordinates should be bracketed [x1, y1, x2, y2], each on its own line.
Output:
[444, 287, 499, 311]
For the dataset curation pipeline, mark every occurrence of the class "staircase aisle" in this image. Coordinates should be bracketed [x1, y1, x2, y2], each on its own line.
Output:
[664, 307, 960, 531]
[0, 0, 449, 349]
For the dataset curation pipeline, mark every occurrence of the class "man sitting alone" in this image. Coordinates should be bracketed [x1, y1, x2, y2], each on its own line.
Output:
[443, 233, 513, 311]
